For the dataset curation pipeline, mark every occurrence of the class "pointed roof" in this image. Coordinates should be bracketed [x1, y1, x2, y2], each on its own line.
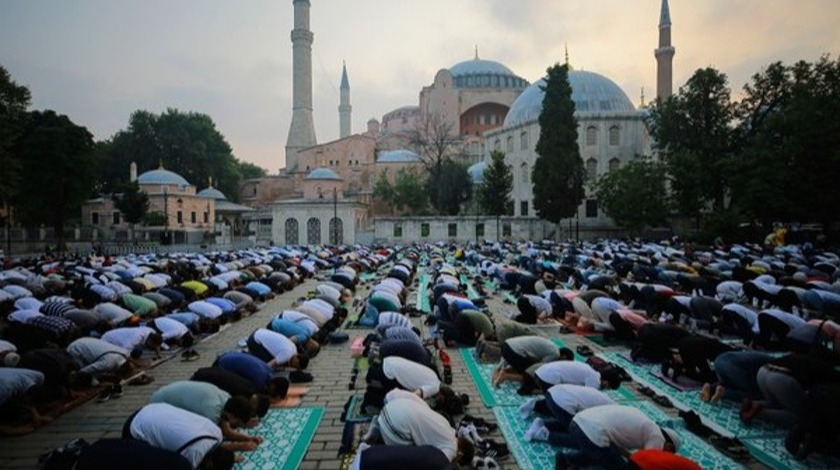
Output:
[340, 61, 349, 89]
[659, 0, 671, 27]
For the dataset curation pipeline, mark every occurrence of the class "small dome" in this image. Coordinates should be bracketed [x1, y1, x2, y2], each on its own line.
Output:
[377, 149, 421, 163]
[504, 70, 635, 127]
[306, 167, 342, 180]
[198, 187, 227, 200]
[137, 168, 190, 186]
[468, 160, 488, 184]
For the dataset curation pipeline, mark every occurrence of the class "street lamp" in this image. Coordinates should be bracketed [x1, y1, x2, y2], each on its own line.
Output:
[333, 187, 338, 245]
[163, 187, 169, 245]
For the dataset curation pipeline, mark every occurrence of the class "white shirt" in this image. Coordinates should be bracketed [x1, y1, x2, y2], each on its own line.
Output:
[382, 356, 441, 398]
[377, 311, 412, 330]
[0, 368, 45, 406]
[188, 301, 223, 319]
[722, 303, 760, 332]
[14, 297, 43, 311]
[574, 404, 666, 450]
[102, 326, 156, 350]
[281, 310, 319, 335]
[0, 339, 17, 354]
[377, 394, 457, 461]
[66, 337, 128, 376]
[94, 302, 134, 324]
[151, 317, 189, 341]
[8, 309, 43, 324]
[535, 361, 601, 389]
[253, 328, 296, 364]
[760, 308, 807, 330]
[303, 298, 335, 320]
[130, 403, 222, 469]
[547, 384, 614, 414]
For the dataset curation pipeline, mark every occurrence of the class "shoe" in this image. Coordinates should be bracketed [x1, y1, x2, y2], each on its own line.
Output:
[576, 345, 594, 357]
[181, 349, 200, 361]
[462, 415, 497, 433]
[653, 394, 674, 408]
[96, 389, 112, 403]
[478, 439, 509, 460]
[483, 456, 500, 470]
[109, 384, 123, 399]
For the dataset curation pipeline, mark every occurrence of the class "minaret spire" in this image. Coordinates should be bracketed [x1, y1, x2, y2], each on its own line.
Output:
[285, 0, 318, 172]
[655, 0, 675, 101]
[474, 45, 479, 60]
[339, 61, 352, 138]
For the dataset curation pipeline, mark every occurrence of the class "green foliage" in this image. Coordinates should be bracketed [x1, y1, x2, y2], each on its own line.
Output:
[392, 168, 428, 215]
[426, 161, 473, 216]
[532, 64, 585, 226]
[0, 65, 32, 204]
[593, 157, 670, 232]
[647, 68, 737, 215]
[373, 169, 396, 211]
[12, 110, 96, 237]
[478, 150, 513, 217]
[143, 211, 166, 227]
[237, 160, 268, 180]
[113, 181, 150, 226]
[98, 108, 241, 200]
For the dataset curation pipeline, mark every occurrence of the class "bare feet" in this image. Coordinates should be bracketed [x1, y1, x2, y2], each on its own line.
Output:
[700, 383, 712, 402]
[711, 385, 725, 403]
[271, 396, 302, 408]
[492, 368, 502, 388]
[287, 386, 310, 397]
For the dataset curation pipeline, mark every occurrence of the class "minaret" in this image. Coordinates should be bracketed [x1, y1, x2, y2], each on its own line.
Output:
[339, 61, 351, 138]
[285, 0, 317, 172]
[655, 0, 675, 101]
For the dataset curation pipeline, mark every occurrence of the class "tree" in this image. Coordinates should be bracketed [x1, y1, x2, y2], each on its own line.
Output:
[373, 169, 396, 214]
[426, 161, 473, 216]
[593, 157, 670, 232]
[237, 160, 268, 180]
[98, 108, 242, 200]
[410, 112, 470, 214]
[391, 168, 428, 215]
[0, 65, 31, 205]
[532, 63, 585, 239]
[12, 110, 96, 249]
[647, 68, 737, 218]
[114, 181, 150, 239]
[478, 150, 513, 238]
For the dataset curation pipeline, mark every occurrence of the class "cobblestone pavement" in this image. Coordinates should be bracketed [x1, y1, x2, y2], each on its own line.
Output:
[0, 268, 768, 470]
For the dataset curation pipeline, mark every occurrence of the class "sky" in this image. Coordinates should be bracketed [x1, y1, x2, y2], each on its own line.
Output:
[2, 0, 839, 174]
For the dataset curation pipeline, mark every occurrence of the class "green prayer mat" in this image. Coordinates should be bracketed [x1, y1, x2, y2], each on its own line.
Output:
[742, 436, 840, 470]
[458, 273, 482, 301]
[342, 394, 374, 423]
[360, 272, 377, 282]
[600, 351, 785, 439]
[234, 407, 324, 470]
[416, 273, 431, 313]
[584, 333, 628, 347]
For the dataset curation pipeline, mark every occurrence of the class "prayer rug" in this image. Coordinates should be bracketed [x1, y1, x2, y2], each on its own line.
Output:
[342, 394, 374, 423]
[359, 272, 377, 283]
[234, 407, 324, 470]
[742, 437, 840, 470]
[583, 333, 629, 347]
[503, 292, 518, 305]
[458, 273, 482, 301]
[416, 274, 431, 313]
[600, 352, 785, 439]
[650, 369, 703, 392]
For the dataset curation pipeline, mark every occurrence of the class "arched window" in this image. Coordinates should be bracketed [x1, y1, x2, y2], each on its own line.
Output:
[506, 136, 514, 153]
[609, 158, 621, 172]
[609, 126, 620, 146]
[586, 126, 598, 146]
[306, 217, 321, 244]
[586, 158, 598, 180]
[520, 131, 529, 150]
[520, 162, 530, 184]
[329, 217, 343, 245]
[284, 218, 299, 245]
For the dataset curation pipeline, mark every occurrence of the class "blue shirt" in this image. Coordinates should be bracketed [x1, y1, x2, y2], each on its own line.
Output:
[245, 282, 271, 296]
[216, 352, 273, 390]
[269, 317, 311, 343]
[205, 297, 236, 314]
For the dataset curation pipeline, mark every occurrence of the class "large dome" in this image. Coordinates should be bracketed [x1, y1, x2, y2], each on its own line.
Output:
[137, 168, 190, 186]
[377, 149, 421, 163]
[448, 58, 527, 89]
[504, 70, 635, 127]
[306, 167, 341, 180]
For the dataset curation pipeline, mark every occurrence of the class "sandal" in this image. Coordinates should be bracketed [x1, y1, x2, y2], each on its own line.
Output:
[576, 345, 594, 357]
[653, 394, 674, 408]
[710, 436, 751, 460]
[638, 386, 656, 397]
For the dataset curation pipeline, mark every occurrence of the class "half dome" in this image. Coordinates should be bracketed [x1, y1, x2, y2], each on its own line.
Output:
[306, 167, 342, 180]
[377, 149, 421, 163]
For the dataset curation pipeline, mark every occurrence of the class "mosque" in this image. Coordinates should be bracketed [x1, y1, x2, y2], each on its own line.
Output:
[81, 0, 675, 246]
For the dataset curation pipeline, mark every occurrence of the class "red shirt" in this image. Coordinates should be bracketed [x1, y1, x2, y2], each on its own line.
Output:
[629, 449, 702, 470]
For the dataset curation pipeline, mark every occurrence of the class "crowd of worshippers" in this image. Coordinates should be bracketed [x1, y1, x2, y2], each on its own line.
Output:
[428, 239, 840, 465]
[0, 245, 391, 469]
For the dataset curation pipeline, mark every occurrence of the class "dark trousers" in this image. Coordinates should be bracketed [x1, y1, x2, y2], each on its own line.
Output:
[720, 309, 754, 343]
[501, 343, 534, 374]
[755, 314, 791, 350]
[246, 333, 274, 363]
[515, 297, 537, 324]
[608, 312, 637, 341]
[551, 421, 626, 468]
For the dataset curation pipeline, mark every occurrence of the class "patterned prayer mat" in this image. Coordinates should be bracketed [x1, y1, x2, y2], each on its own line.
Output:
[600, 351, 785, 439]
[416, 273, 431, 313]
[234, 407, 324, 470]
[742, 437, 840, 470]
[458, 273, 482, 301]
[342, 394, 374, 423]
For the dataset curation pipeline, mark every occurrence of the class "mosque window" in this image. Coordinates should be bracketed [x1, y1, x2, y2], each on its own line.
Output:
[177, 211, 183, 224]
[204, 212, 209, 223]
[329, 217, 343, 244]
[520, 131, 528, 150]
[484, 114, 492, 125]
[506, 136, 514, 153]
[112, 212, 120, 225]
[306, 217, 321, 244]
[586, 126, 598, 146]
[476, 223, 485, 238]
[285, 218, 299, 245]
[90, 212, 99, 225]
[609, 126, 620, 146]
[520, 162, 529, 184]
[586, 158, 598, 180]
[421, 223, 430, 237]
[586, 199, 599, 218]
[520, 201, 529, 216]
[393, 223, 402, 238]
[190, 211, 196, 224]
[502, 222, 512, 237]
[448, 223, 457, 237]
[609, 158, 621, 171]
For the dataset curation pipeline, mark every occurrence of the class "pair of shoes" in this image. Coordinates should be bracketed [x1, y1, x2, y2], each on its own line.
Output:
[289, 370, 314, 383]
[558, 325, 572, 334]
[710, 436, 751, 460]
[637, 385, 656, 397]
[472, 456, 500, 470]
[653, 394, 674, 408]
[127, 374, 155, 386]
[181, 349, 200, 361]
[97, 384, 124, 403]
[477, 438, 509, 460]
[457, 422, 481, 444]
[462, 414, 498, 433]
[576, 345, 594, 357]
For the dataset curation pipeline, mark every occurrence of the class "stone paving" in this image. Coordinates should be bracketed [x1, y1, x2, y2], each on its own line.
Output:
[0, 267, 769, 470]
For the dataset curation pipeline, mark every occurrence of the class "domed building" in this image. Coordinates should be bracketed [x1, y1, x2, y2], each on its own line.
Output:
[480, 68, 651, 232]
[82, 163, 218, 244]
[198, 183, 253, 245]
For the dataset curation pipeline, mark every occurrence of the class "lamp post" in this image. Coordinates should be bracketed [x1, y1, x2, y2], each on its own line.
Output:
[333, 187, 338, 245]
[163, 187, 169, 245]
